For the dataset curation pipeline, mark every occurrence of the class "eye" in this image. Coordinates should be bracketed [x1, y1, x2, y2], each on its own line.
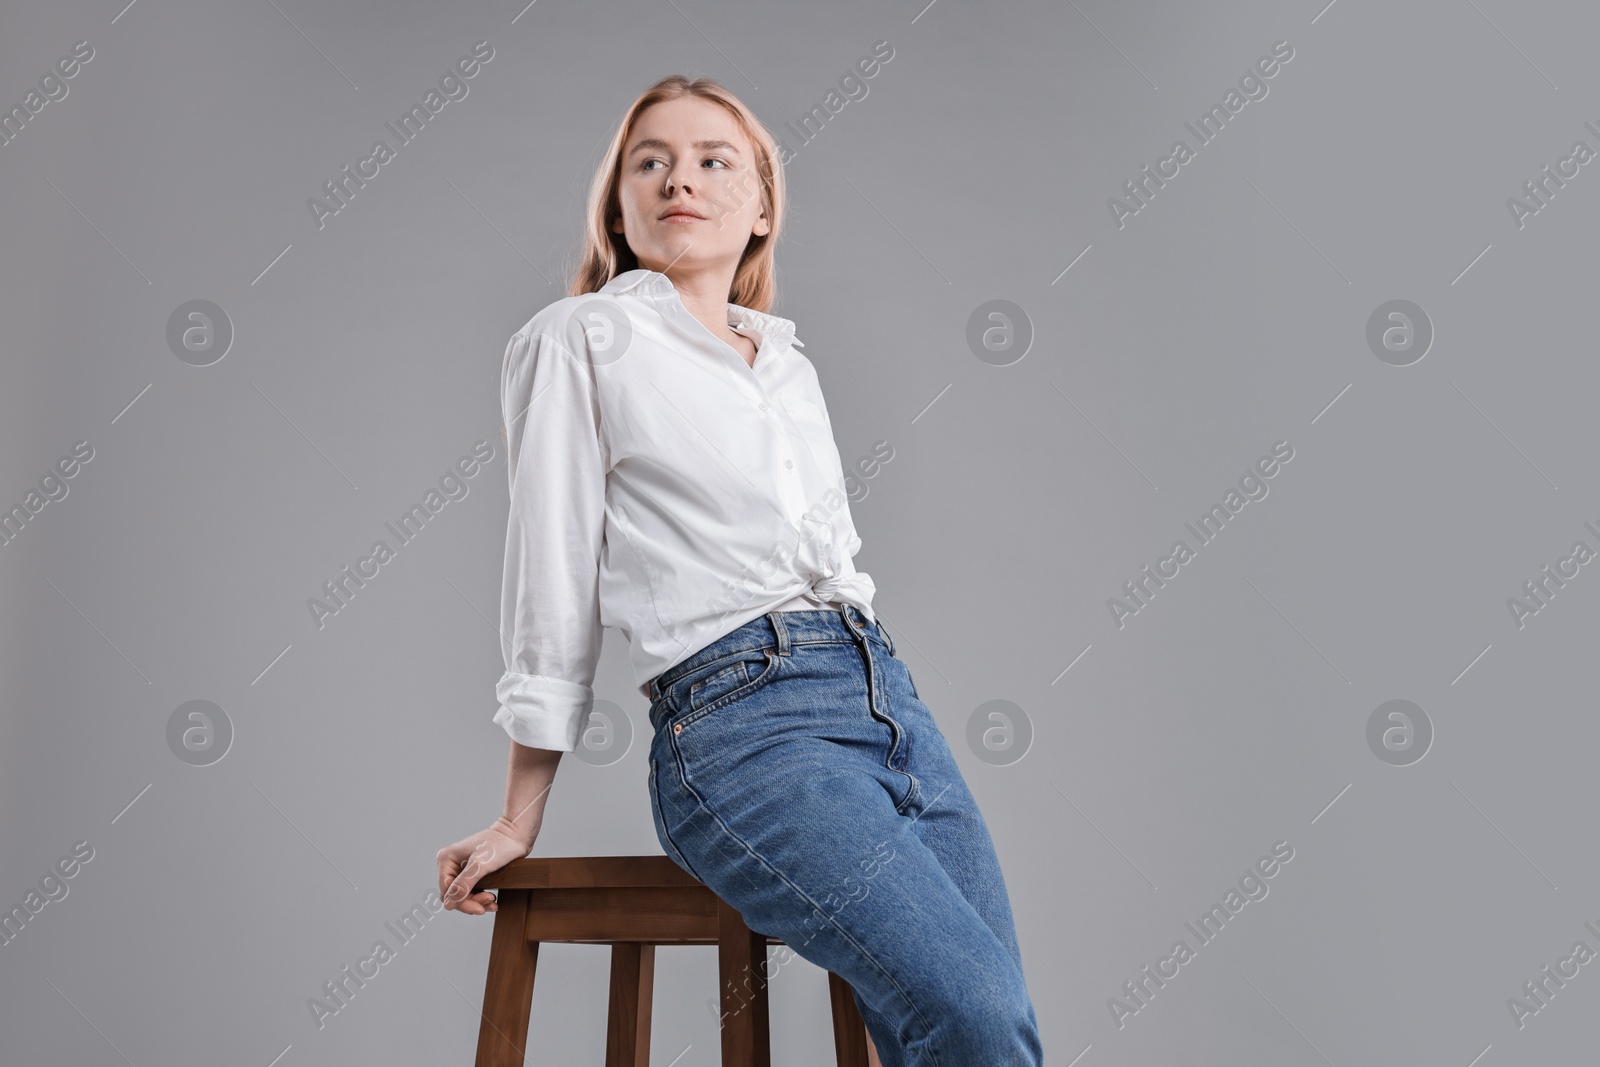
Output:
[702, 157, 730, 169]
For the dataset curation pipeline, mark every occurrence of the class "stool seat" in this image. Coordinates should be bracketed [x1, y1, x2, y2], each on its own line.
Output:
[472, 855, 879, 1066]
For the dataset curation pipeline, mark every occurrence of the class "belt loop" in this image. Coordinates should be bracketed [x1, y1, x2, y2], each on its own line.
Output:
[768, 610, 791, 655]
[839, 604, 863, 638]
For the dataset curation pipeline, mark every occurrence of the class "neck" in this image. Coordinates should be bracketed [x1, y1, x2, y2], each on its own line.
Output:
[655, 262, 737, 338]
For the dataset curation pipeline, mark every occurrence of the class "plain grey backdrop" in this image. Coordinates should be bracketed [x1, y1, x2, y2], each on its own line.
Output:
[4, 0, 1599, 1063]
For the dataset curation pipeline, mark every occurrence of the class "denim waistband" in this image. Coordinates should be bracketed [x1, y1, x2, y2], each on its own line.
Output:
[647, 605, 877, 702]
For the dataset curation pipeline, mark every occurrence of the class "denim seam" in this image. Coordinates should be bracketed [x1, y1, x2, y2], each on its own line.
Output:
[850, 623, 917, 812]
[650, 758, 706, 883]
[655, 634, 860, 698]
[662, 631, 943, 1061]
[687, 659, 749, 711]
[666, 747, 942, 1063]
[894, 770, 922, 817]
[672, 650, 781, 733]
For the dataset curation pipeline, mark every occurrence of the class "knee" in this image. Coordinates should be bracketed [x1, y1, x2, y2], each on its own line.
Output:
[958, 991, 1040, 1052]
[910, 970, 1041, 1065]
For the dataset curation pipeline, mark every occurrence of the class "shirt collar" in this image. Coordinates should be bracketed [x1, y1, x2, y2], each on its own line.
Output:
[598, 268, 805, 350]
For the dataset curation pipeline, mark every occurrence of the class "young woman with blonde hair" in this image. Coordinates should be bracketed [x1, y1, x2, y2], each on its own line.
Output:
[437, 74, 1044, 1065]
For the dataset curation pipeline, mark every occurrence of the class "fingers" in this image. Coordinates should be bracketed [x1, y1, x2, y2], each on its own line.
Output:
[441, 857, 495, 915]
[437, 833, 509, 915]
[462, 890, 500, 915]
[445, 873, 499, 915]
[437, 843, 465, 907]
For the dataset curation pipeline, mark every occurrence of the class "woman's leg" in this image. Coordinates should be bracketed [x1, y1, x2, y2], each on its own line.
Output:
[866, 620, 1030, 974]
[648, 608, 1044, 1067]
[842, 619, 1036, 1057]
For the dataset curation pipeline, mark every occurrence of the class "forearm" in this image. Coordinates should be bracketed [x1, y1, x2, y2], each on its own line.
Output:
[497, 739, 563, 844]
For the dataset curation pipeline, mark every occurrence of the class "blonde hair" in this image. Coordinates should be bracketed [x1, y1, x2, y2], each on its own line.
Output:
[568, 75, 786, 313]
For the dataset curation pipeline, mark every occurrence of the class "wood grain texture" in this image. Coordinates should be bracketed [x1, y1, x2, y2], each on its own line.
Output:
[470, 856, 877, 1066]
[717, 896, 772, 1067]
[473, 888, 538, 1067]
[605, 942, 654, 1067]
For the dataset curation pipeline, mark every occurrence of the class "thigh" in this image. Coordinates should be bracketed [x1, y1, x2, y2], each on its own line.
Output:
[872, 647, 1028, 973]
[649, 638, 1029, 1052]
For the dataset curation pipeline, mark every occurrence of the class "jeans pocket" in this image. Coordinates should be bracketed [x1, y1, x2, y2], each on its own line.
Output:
[672, 648, 781, 735]
[689, 658, 753, 712]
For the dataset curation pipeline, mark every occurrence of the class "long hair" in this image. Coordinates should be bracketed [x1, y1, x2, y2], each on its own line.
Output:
[568, 75, 786, 313]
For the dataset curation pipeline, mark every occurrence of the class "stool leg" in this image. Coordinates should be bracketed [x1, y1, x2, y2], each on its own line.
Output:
[606, 943, 655, 1067]
[474, 889, 539, 1067]
[827, 971, 875, 1067]
[716, 898, 771, 1067]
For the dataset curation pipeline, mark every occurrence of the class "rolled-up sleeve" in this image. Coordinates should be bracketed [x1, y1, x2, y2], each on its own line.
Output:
[493, 328, 608, 752]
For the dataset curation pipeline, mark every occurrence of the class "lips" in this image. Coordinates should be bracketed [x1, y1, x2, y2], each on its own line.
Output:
[660, 207, 706, 221]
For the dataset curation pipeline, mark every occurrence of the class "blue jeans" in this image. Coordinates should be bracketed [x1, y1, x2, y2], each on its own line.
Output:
[645, 605, 1044, 1066]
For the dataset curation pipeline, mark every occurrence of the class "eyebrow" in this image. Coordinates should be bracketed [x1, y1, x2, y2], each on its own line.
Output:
[627, 137, 743, 157]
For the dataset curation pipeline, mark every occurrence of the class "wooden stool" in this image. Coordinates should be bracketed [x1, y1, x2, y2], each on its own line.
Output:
[471, 855, 881, 1066]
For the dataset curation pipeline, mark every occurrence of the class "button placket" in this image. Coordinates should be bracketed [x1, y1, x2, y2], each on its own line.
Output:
[754, 384, 800, 474]
[748, 375, 813, 550]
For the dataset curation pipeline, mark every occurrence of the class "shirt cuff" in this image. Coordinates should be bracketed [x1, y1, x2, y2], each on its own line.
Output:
[493, 671, 594, 752]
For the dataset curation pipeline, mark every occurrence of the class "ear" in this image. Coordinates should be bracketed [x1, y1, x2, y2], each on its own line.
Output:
[751, 211, 771, 238]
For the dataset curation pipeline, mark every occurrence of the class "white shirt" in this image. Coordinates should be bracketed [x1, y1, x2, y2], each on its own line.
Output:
[493, 268, 878, 751]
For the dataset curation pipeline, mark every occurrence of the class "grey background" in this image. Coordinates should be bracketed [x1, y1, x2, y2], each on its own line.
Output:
[2, 0, 1597, 1063]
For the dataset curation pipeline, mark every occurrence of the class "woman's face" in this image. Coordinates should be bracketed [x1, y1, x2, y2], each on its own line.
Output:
[612, 96, 770, 276]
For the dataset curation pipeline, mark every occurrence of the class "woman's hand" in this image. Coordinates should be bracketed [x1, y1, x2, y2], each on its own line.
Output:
[437, 816, 538, 916]
[440, 740, 563, 915]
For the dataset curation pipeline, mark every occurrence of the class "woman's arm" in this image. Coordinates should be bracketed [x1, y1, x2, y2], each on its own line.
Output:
[438, 740, 564, 916]
[492, 326, 608, 750]
[439, 324, 606, 915]
[498, 739, 563, 843]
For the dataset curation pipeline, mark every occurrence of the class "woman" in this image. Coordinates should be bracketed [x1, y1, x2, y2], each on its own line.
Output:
[437, 74, 1044, 1065]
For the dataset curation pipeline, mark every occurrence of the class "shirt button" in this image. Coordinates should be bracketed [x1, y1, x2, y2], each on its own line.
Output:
[759, 402, 770, 412]
[785, 459, 794, 469]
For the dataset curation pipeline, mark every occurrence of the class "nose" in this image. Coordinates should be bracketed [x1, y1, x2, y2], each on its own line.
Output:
[663, 168, 694, 194]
